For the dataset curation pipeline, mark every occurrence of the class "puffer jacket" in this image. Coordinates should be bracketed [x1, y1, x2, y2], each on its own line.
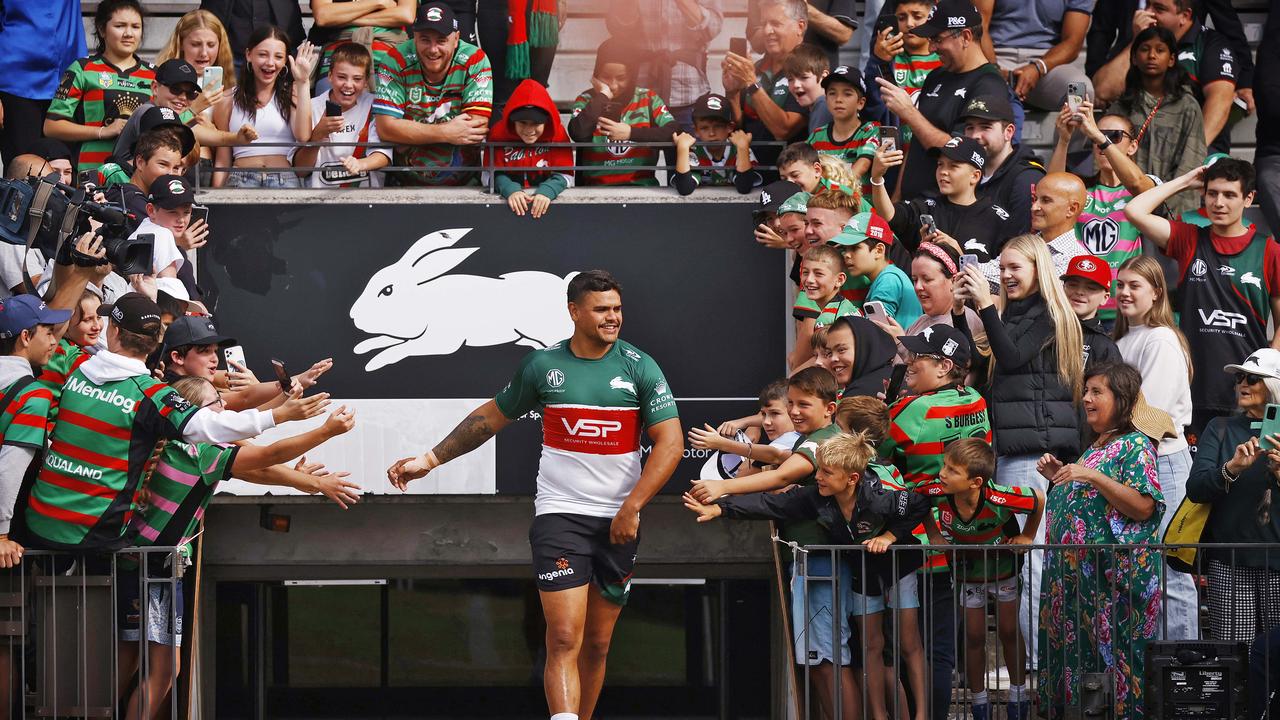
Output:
[979, 295, 1080, 459]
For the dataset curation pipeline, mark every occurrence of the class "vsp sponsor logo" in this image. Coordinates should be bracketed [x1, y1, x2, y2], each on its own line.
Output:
[1199, 308, 1248, 330]
[65, 377, 136, 413]
[561, 418, 623, 438]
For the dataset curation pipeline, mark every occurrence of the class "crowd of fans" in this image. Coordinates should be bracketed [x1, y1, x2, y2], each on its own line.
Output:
[0, 0, 1279, 718]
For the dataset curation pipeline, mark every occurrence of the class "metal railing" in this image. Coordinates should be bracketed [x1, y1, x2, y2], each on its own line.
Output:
[1, 546, 184, 720]
[780, 539, 1280, 720]
[194, 139, 789, 192]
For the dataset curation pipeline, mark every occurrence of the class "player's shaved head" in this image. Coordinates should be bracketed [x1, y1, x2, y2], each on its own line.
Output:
[1031, 172, 1087, 235]
[4, 154, 50, 181]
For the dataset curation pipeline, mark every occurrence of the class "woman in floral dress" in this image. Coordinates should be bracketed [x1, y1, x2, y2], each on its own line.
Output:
[1035, 362, 1173, 720]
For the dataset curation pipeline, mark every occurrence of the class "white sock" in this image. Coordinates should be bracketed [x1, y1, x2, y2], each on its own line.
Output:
[1009, 684, 1027, 702]
[972, 690, 988, 706]
[550, 714, 578, 720]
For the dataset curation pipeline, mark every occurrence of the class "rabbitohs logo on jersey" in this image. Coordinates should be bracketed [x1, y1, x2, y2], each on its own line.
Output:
[1081, 217, 1120, 254]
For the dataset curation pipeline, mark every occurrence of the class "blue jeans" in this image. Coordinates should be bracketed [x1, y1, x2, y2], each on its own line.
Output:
[1156, 448, 1200, 640]
[225, 170, 301, 188]
[997, 453, 1045, 667]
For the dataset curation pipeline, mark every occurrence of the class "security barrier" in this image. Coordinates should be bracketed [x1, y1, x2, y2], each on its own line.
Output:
[783, 541, 1280, 720]
[1, 546, 183, 719]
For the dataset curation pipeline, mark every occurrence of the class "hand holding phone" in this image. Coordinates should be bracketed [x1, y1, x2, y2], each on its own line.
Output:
[919, 213, 937, 237]
[1066, 81, 1085, 114]
[863, 300, 886, 317]
[202, 66, 224, 93]
[878, 126, 899, 154]
[325, 100, 343, 117]
[271, 358, 291, 393]
[960, 254, 979, 272]
[884, 364, 908, 400]
[729, 37, 749, 57]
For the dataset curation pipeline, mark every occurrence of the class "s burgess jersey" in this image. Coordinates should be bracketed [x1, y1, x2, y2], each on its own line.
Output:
[495, 340, 678, 517]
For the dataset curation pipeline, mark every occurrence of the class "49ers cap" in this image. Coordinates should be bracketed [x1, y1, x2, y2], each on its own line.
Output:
[1061, 254, 1111, 292]
[98, 292, 163, 335]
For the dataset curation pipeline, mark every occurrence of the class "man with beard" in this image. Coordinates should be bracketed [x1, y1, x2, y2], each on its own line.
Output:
[373, 2, 493, 185]
[387, 270, 683, 720]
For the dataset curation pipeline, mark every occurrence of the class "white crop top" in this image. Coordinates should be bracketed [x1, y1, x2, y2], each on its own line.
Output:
[229, 96, 297, 159]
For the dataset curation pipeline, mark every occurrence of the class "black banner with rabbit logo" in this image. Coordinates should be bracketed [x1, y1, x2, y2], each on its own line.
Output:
[198, 199, 784, 495]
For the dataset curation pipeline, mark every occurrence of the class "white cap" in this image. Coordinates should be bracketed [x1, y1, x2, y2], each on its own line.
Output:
[1224, 348, 1280, 380]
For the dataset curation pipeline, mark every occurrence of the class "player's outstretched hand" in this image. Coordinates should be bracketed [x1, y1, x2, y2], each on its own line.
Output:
[387, 454, 430, 491]
[682, 492, 722, 523]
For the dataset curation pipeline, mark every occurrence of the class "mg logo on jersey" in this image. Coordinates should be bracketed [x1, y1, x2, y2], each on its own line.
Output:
[546, 369, 565, 387]
[1081, 217, 1119, 255]
[562, 418, 624, 438]
[1191, 259, 1209, 278]
[1199, 308, 1249, 330]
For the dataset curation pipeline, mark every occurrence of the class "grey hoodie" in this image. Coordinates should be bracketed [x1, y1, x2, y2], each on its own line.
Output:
[0, 355, 37, 535]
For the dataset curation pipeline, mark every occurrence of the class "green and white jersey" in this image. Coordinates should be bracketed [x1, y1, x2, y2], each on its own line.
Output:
[25, 368, 200, 549]
[495, 339, 678, 517]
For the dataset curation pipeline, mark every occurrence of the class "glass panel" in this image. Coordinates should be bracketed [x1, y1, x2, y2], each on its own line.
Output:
[285, 585, 381, 687]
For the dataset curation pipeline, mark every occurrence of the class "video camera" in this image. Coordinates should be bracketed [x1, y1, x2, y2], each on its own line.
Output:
[0, 173, 154, 276]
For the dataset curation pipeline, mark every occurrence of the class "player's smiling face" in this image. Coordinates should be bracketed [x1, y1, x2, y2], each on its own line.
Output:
[569, 290, 622, 345]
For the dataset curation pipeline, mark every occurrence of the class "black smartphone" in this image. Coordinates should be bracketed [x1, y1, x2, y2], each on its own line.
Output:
[601, 101, 624, 122]
[878, 126, 900, 153]
[271, 358, 291, 392]
[875, 14, 899, 36]
[885, 363, 908, 400]
[325, 100, 343, 117]
[729, 37, 748, 56]
[190, 203, 209, 226]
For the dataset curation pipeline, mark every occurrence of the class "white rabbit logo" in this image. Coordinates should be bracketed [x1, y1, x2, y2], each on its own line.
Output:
[350, 228, 578, 371]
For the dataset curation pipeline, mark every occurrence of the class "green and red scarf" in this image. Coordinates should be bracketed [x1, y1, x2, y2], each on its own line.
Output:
[507, 0, 559, 80]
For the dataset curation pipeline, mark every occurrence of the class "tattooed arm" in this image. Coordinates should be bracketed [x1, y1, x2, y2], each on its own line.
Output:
[386, 399, 513, 490]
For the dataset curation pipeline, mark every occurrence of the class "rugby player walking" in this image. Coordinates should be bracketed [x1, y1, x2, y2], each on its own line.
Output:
[387, 270, 684, 720]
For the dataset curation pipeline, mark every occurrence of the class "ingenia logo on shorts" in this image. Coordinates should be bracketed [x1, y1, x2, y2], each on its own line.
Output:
[65, 377, 137, 413]
[539, 557, 576, 582]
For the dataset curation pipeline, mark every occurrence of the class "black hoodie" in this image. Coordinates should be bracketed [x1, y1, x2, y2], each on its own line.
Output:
[978, 144, 1045, 236]
[839, 317, 898, 399]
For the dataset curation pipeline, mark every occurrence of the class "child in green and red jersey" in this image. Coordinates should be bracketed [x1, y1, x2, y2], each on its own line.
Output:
[671, 92, 762, 195]
[923, 438, 1043, 720]
[803, 246, 861, 329]
[568, 39, 675, 186]
[867, 0, 941, 148]
[806, 66, 879, 197]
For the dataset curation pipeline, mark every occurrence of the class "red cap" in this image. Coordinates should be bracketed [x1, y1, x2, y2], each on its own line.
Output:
[1061, 255, 1111, 292]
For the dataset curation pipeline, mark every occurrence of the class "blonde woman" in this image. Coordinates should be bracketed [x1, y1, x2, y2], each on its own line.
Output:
[954, 232, 1085, 666]
[1113, 254, 1198, 640]
[155, 10, 234, 84]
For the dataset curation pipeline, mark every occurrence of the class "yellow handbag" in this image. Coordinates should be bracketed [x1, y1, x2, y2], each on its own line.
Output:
[1164, 495, 1211, 574]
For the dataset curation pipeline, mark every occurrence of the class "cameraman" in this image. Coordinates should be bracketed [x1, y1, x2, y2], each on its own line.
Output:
[0, 233, 108, 563]
[20, 292, 331, 551]
[160, 315, 334, 412]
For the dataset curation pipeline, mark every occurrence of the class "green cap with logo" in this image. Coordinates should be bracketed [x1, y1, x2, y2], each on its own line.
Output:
[827, 212, 894, 247]
[777, 191, 811, 217]
[1204, 152, 1231, 168]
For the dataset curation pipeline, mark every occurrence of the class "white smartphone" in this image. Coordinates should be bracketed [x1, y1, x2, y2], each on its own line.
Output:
[960, 253, 979, 271]
[202, 66, 224, 93]
[1066, 81, 1085, 113]
[223, 345, 246, 371]
[863, 300, 886, 317]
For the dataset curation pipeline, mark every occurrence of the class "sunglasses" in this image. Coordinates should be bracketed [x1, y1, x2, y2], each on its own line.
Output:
[166, 84, 200, 100]
[1237, 372, 1267, 385]
[1100, 129, 1130, 143]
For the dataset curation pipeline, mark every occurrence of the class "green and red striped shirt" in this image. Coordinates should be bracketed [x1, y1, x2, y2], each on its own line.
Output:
[888, 52, 941, 146]
[931, 482, 1038, 582]
[47, 53, 155, 173]
[38, 339, 91, 405]
[24, 369, 199, 549]
[571, 87, 675, 186]
[0, 377, 54, 451]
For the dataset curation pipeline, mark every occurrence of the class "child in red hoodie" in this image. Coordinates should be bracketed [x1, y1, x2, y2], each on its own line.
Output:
[488, 79, 573, 218]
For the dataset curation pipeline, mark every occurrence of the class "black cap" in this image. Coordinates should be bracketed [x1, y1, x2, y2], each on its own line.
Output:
[162, 315, 236, 352]
[911, 0, 982, 38]
[691, 92, 732, 123]
[147, 175, 195, 209]
[960, 94, 1014, 123]
[820, 65, 867, 95]
[138, 105, 196, 156]
[154, 59, 200, 91]
[928, 134, 987, 171]
[412, 2, 458, 35]
[899, 324, 971, 367]
[97, 292, 163, 335]
[757, 180, 804, 215]
[29, 137, 73, 164]
[508, 105, 551, 124]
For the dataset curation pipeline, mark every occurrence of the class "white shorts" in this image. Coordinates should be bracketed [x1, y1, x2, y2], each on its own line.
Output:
[960, 576, 1020, 609]
[852, 569, 921, 614]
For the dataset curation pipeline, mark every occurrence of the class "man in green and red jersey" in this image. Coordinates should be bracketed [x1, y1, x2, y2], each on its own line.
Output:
[722, 0, 809, 175]
[881, 323, 990, 720]
[1180, 154, 1258, 231]
[806, 65, 879, 197]
[22, 293, 330, 552]
[1126, 157, 1280, 437]
[387, 270, 682, 720]
[45, 50, 155, 174]
[865, 0, 942, 149]
[568, 39, 676, 187]
[373, 2, 493, 186]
